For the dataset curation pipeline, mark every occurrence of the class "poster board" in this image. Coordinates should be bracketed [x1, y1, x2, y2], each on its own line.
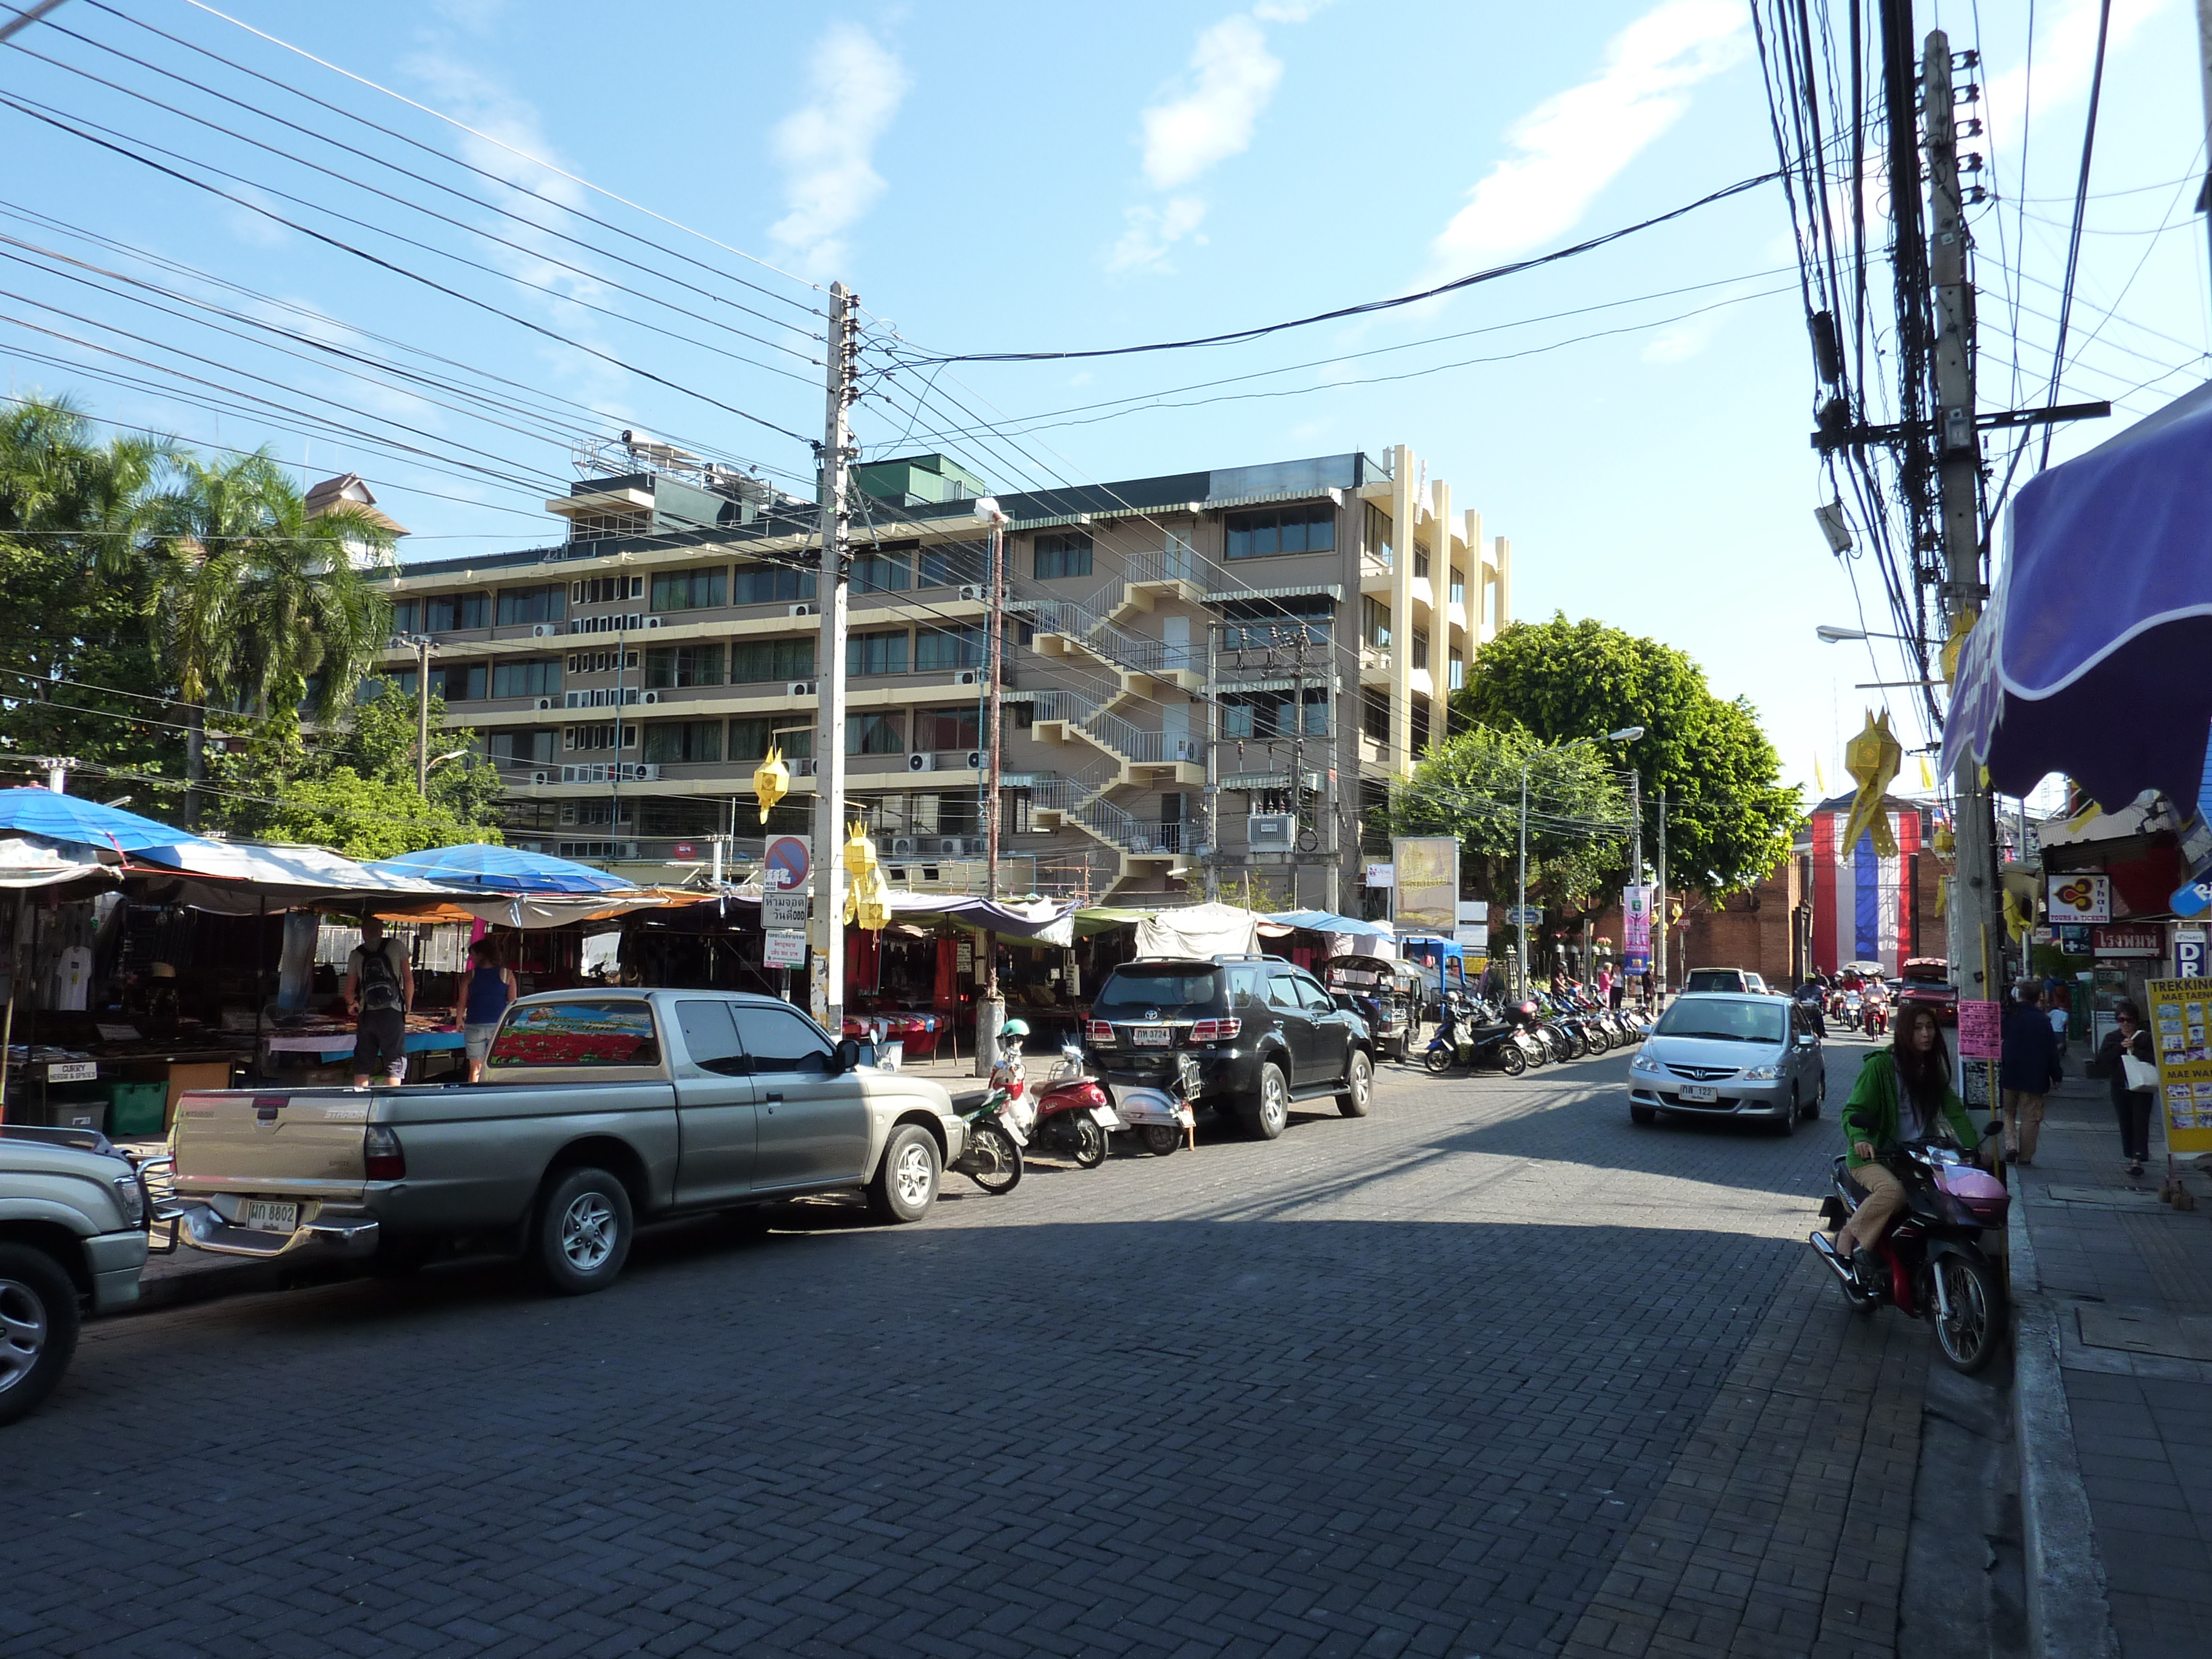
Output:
[1392, 837, 1458, 936]
[2144, 977, 2212, 1153]
[1623, 885, 1653, 977]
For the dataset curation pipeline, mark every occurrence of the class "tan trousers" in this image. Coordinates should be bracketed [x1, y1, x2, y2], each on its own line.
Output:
[2002, 1089, 2046, 1162]
[1843, 1162, 1908, 1251]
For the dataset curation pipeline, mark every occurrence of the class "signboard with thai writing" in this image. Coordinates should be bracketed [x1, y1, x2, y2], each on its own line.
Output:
[1392, 837, 1458, 935]
[2049, 873, 2112, 923]
[762, 931, 806, 968]
[2093, 923, 2165, 959]
[2143, 977, 2212, 1153]
[1623, 885, 1654, 977]
[761, 889, 807, 931]
[1957, 999, 2002, 1061]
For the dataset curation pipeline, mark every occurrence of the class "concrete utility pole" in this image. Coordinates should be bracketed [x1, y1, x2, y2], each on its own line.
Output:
[1515, 766, 1530, 1000]
[1287, 626, 1307, 913]
[1924, 31, 2000, 1011]
[1656, 796, 1669, 1003]
[976, 495, 1008, 1077]
[412, 634, 433, 798]
[1202, 621, 1220, 902]
[813, 281, 857, 1034]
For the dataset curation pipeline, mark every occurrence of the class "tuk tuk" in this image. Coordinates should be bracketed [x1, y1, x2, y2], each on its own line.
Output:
[1398, 935, 1469, 1022]
[1325, 953, 1420, 1062]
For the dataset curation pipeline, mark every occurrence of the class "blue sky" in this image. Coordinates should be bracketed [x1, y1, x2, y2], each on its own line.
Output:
[2, 0, 2206, 809]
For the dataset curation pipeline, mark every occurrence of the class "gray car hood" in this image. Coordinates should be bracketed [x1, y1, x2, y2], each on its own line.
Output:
[1640, 1033, 1789, 1074]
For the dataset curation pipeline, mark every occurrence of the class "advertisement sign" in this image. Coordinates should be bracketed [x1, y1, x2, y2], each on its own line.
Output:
[763, 835, 811, 892]
[2093, 923, 2164, 959]
[2049, 873, 2112, 923]
[761, 889, 808, 931]
[1391, 837, 1458, 935]
[1456, 900, 1490, 923]
[1453, 924, 1489, 952]
[1622, 885, 1654, 977]
[1957, 999, 2003, 1061]
[2177, 928, 2207, 980]
[762, 931, 807, 968]
[1365, 863, 1395, 889]
[2143, 977, 2212, 1153]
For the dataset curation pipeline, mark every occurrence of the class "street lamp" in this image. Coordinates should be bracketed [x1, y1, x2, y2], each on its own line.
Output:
[1515, 727, 1641, 998]
[1815, 624, 1914, 643]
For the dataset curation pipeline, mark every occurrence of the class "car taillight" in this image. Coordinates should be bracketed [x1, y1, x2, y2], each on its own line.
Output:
[1085, 1019, 1116, 1045]
[364, 1124, 406, 1181]
[1188, 1019, 1240, 1044]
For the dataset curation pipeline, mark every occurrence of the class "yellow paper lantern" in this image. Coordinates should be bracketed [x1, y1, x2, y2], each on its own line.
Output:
[1841, 709, 1903, 858]
[752, 745, 789, 825]
[843, 821, 877, 879]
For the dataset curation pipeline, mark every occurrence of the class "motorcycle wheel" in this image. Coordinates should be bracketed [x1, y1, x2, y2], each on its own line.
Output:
[1586, 1025, 1612, 1056]
[1141, 1124, 1181, 1157]
[964, 1123, 1024, 1194]
[1068, 1115, 1107, 1169]
[1424, 1046, 1452, 1076]
[1932, 1253, 2003, 1373]
[1498, 1044, 1526, 1077]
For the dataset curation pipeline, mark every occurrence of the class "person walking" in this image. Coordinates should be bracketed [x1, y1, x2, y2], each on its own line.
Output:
[2093, 1000, 2158, 1179]
[461, 936, 520, 1084]
[1999, 980, 2064, 1165]
[343, 917, 414, 1089]
[1834, 1004, 1982, 1279]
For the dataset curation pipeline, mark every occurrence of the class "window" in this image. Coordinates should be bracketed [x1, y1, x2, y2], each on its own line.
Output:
[728, 717, 811, 760]
[1265, 970, 1307, 1012]
[487, 1000, 659, 1069]
[1219, 594, 1333, 653]
[1450, 568, 1467, 606]
[917, 541, 987, 589]
[1093, 968, 1221, 1017]
[730, 637, 817, 683]
[674, 1000, 748, 1076]
[1222, 689, 1329, 739]
[643, 720, 722, 763]
[489, 730, 555, 765]
[564, 649, 635, 675]
[846, 711, 906, 754]
[564, 722, 628, 752]
[369, 670, 417, 700]
[914, 625, 985, 672]
[916, 706, 980, 752]
[1412, 628, 1430, 671]
[1414, 543, 1431, 579]
[731, 564, 817, 605]
[491, 659, 560, 699]
[1362, 596, 1392, 649]
[390, 600, 418, 635]
[497, 585, 565, 626]
[431, 663, 488, 702]
[851, 551, 910, 594]
[424, 593, 488, 632]
[1225, 504, 1336, 558]
[643, 643, 724, 689]
[847, 630, 910, 676]
[1411, 699, 1431, 756]
[1295, 976, 1336, 1014]
[650, 568, 726, 611]
[1364, 504, 1392, 566]
[1362, 686, 1390, 742]
[569, 575, 642, 606]
[730, 1004, 837, 1074]
[1449, 646, 1465, 691]
[1033, 531, 1093, 580]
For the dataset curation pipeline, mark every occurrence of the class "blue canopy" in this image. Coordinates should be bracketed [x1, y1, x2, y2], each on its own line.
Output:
[364, 842, 636, 896]
[1267, 909, 1392, 939]
[0, 788, 209, 854]
[1945, 378, 2212, 808]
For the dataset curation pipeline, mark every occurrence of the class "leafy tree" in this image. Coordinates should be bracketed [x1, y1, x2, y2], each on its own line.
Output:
[1451, 614, 1799, 897]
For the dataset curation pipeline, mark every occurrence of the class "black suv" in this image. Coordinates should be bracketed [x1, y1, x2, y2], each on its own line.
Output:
[1083, 956, 1375, 1139]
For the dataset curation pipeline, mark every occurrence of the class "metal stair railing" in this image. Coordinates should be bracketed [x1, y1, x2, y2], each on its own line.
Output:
[1027, 775, 1173, 855]
[1029, 690, 1202, 767]
[1011, 539, 1207, 680]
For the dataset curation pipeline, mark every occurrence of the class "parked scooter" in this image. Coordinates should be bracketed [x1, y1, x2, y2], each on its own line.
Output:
[1115, 1050, 1201, 1156]
[1423, 992, 1527, 1076]
[1028, 1042, 1124, 1168]
[1808, 1133, 2008, 1373]
[951, 1017, 1031, 1193]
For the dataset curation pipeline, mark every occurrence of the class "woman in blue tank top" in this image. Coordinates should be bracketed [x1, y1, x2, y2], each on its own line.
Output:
[463, 937, 519, 1082]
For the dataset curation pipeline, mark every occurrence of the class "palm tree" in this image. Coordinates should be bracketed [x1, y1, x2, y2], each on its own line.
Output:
[149, 453, 394, 825]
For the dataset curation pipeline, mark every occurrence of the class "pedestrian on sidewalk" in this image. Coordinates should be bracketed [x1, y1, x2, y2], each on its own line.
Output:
[1999, 980, 2063, 1165]
[1834, 1004, 1980, 1278]
[461, 936, 520, 1084]
[2091, 1000, 2158, 1179]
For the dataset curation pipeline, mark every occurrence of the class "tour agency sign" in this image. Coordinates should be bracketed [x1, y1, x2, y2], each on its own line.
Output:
[1392, 837, 1459, 936]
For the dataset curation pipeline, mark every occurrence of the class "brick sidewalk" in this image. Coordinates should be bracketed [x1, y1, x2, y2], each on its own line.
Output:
[2017, 1071, 2212, 1659]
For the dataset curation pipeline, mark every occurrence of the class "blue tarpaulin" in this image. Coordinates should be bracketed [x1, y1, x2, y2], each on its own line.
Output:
[1267, 910, 1393, 939]
[365, 843, 636, 896]
[0, 788, 207, 854]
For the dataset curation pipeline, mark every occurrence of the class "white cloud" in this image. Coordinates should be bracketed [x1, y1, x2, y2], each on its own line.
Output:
[768, 24, 909, 276]
[1108, 198, 1208, 274]
[1252, 0, 1335, 19]
[1427, 1, 1748, 272]
[1980, 0, 2167, 201]
[1641, 317, 1717, 364]
[223, 183, 289, 249]
[1138, 16, 1283, 190]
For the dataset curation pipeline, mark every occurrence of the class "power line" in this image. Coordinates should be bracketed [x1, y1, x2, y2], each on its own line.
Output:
[2037, 0, 2113, 472]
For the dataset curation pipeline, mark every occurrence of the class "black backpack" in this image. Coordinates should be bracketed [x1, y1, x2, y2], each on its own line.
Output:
[358, 940, 405, 1012]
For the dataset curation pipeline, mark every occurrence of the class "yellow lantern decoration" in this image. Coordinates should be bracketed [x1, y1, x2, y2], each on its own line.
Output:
[1940, 608, 1977, 685]
[752, 744, 789, 824]
[1841, 709, 1903, 858]
[843, 820, 878, 879]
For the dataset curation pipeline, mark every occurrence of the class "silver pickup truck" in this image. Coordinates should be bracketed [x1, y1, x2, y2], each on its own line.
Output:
[173, 989, 968, 1294]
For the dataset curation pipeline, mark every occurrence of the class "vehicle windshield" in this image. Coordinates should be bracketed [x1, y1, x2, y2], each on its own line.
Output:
[1093, 968, 1219, 1018]
[1654, 999, 1787, 1045]
[1683, 971, 1741, 991]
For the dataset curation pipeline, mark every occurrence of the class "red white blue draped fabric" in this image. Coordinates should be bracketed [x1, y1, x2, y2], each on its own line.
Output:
[1943, 378, 2212, 809]
[1810, 803, 1924, 976]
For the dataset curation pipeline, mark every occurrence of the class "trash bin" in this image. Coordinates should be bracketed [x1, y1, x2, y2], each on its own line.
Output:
[107, 1081, 167, 1138]
[45, 1096, 109, 1134]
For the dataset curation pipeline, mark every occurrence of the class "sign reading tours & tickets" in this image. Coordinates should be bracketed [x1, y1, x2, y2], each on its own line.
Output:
[2144, 977, 2212, 1155]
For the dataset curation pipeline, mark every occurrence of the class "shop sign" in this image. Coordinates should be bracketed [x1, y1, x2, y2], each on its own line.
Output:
[2049, 873, 2112, 923]
[1456, 900, 1489, 923]
[1453, 924, 1489, 951]
[1365, 863, 1394, 888]
[761, 889, 807, 931]
[2031, 925, 2054, 944]
[1957, 1000, 2002, 1061]
[1393, 839, 1459, 934]
[672, 841, 697, 860]
[2056, 924, 2093, 956]
[47, 1061, 96, 1082]
[2093, 923, 2164, 958]
[2143, 976, 2212, 1153]
[2177, 928, 2208, 979]
[2174, 877, 2212, 919]
[762, 931, 806, 968]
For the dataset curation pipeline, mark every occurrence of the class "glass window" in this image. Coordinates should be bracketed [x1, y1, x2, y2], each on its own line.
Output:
[1265, 970, 1307, 1011]
[1093, 968, 1221, 1017]
[1362, 686, 1389, 742]
[650, 568, 727, 611]
[1295, 976, 1336, 1013]
[1364, 504, 1392, 566]
[390, 600, 418, 635]
[643, 644, 724, 689]
[643, 720, 722, 763]
[1225, 965, 1267, 1010]
[1412, 628, 1429, 671]
[1225, 504, 1336, 559]
[489, 730, 555, 764]
[730, 564, 817, 605]
[916, 707, 980, 751]
[731, 1004, 837, 1073]
[1362, 597, 1391, 649]
[727, 717, 812, 760]
[846, 630, 910, 676]
[432, 663, 489, 702]
[917, 541, 987, 589]
[1450, 568, 1467, 606]
[496, 585, 565, 626]
[730, 637, 816, 683]
[914, 626, 985, 671]
[1654, 1000, 1788, 1044]
[1033, 532, 1093, 580]
[491, 660, 559, 699]
[846, 712, 906, 754]
[1414, 543, 1431, 579]
[852, 552, 910, 594]
[424, 593, 487, 632]
[487, 999, 659, 1068]
[675, 1000, 748, 1076]
[1449, 647, 1465, 691]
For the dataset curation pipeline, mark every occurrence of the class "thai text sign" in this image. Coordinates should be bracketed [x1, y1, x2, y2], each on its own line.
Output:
[2144, 977, 2212, 1153]
[2049, 873, 2111, 923]
[2093, 924, 2164, 958]
[1957, 999, 2002, 1061]
[1622, 885, 1653, 977]
[1392, 837, 1458, 936]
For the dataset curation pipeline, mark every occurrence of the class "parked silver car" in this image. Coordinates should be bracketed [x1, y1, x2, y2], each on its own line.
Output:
[1626, 993, 1825, 1134]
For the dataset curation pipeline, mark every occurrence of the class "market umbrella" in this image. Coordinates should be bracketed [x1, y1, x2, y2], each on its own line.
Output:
[364, 842, 638, 896]
[1943, 377, 2212, 809]
[0, 787, 209, 854]
[1268, 909, 1394, 940]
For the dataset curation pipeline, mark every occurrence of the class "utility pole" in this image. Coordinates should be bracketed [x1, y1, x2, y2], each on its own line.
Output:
[813, 281, 857, 1034]
[977, 496, 1008, 1076]
[1287, 626, 1307, 912]
[1202, 621, 1219, 902]
[413, 634, 433, 798]
[1924, 30, 2000, 1013]
[1515, 765, 1530, 1000]
[1655, 795, 1669, 1005]
[608, 612, 628, 857]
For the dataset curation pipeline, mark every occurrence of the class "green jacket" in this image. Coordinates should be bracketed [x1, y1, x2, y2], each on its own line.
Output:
[1840, 1049, 1977, 1169]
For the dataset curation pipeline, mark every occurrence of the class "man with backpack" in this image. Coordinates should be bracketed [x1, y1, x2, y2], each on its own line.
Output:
[344, 917, 415, 1088]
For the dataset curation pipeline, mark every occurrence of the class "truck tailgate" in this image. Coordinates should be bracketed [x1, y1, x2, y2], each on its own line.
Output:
[173, 1089, 371, 1200]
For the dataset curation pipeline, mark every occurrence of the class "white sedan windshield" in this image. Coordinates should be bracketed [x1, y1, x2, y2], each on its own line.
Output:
[1655, 1000, 1787, 1045]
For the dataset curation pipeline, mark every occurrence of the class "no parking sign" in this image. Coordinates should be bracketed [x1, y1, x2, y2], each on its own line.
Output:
[763, 835, 811, 892]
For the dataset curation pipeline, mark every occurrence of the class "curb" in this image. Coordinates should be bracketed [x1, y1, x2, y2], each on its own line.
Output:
[130, 1256, 284, 1315]
[2007, 1179, 2122, 1659]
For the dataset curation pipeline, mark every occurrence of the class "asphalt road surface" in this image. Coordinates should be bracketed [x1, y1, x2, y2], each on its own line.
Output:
[5, 1029, 1996, 1658]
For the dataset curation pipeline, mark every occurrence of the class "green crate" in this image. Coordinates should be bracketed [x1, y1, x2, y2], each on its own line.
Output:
[107, 1081, 167, 1138]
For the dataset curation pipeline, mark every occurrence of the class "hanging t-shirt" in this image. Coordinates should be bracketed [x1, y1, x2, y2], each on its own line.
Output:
[52, 945, 93, 1011]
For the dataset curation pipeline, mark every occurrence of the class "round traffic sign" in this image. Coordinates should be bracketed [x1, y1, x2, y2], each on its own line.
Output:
[764, 835, 811, 891]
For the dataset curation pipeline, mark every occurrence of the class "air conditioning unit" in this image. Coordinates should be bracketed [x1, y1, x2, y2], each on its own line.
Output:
[957, 584, 985, 602]
[529, 770, 550, 786]
[964, 750, 984, 770]
[535, 697, 553, 711]
[788, 680, 817, 697]
[643, 615, 665, 629]
[1247, 813, 1295, 853]
[641, 690, 660, 705]
[789, 757, 817, 777]
[890, 837, 919, 857]
[939, 837, 970, 857]
[531, 623, 559, 638]
[907, 752, 936, 773]
[954, 669, 980, 686]
[788, 603, 817, 618]
[627, 763, 659, 782]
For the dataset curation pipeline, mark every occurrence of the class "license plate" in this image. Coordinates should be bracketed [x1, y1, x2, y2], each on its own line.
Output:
[244, 1199, 298, 1234]
[1131, 1026, 1170, 1047]
[1679, 1084, 1718, 1103]
[1091, 1106, 1123, 1129]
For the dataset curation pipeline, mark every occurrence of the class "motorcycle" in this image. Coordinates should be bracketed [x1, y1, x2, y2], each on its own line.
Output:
[1027, 1042, 1124, 1168]
[1116, 1050, 1200, 1157]
[951, 1085, 1028, 1194]
[1862, 999, 1890, 1038]
[1808, 1134, 2008, 1373]
[1423, 992, 1527, 1076]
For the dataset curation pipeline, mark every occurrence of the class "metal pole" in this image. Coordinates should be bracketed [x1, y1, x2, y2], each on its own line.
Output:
[415, 635, 432, 798]
[1656, 795, 1669, 1007]
[1203, 621, 1219, 902]
[813, 283, 857, 1033]
[2199, 2, 2212, 292]
[1515, 762, 1529, 1000]
[979, 509, 1005, 1077]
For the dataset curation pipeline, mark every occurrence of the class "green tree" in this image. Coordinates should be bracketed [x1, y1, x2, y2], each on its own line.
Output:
[1390, 726, 1631, 908]
[343, 680, 503, 829]
[1452, 614, 1798, 897]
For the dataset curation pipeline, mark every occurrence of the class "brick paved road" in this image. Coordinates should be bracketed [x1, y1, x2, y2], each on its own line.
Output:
[7, 1034, 1936, 1658]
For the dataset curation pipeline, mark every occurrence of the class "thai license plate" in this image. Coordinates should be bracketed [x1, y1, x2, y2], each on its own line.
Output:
[1679, 1084, 1718, 1104]
[1131, 1025, 1171, 1047]
[1090, 1106, 1123, 1130]
[244, 1199, 298, 1234]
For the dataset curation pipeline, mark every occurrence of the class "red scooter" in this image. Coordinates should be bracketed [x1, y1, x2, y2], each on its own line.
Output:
[1863, 999, 1890, 1037]
[1027, 1042, 1123, 1168]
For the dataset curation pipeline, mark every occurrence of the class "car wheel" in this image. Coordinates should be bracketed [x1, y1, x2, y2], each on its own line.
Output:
[1772, 1093, 1798, 1136]
[0, 1244, 81, 1427]
[535, 1166, 633, 1295]
[1336, 1050, 1373, 1118]
[867, 1124, 941, 1223]
[1630, 1104, 1658, 1126]
[1241, 1062, 1290, 1140]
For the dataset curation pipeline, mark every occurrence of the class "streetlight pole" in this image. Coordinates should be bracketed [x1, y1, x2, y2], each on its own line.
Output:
[976, 495, 1008, 1078]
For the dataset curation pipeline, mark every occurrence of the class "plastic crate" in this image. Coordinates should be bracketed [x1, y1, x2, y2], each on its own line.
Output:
[45, 1098, 108, 1134]
[107, 1081, 167, 1138]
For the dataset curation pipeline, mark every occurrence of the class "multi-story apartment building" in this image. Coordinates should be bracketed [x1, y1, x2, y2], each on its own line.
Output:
[366, 440, 1513, 908]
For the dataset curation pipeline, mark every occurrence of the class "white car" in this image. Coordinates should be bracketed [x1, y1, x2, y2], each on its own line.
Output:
[1627, 994, 1826, 1134]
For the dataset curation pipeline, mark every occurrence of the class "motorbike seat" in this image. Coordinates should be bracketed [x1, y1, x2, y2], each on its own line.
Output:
[1832, 1155, 1869, 1204]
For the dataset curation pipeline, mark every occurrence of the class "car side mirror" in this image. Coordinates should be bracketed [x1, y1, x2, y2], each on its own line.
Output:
[833, 1036, 868, 1073]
